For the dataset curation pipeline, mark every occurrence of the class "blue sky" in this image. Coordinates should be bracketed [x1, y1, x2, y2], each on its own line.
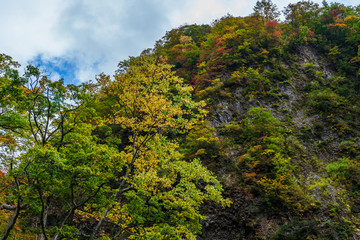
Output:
[1, 0, 359, 84]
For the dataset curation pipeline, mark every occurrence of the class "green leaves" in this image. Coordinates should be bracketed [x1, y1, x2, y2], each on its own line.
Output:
[0, 60, 125, 239]
[0, 52, 227, 240]
[122, 135, 229, 239]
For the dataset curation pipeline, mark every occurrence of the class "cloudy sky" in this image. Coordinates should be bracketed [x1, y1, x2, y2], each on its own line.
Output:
[1, 0, 358, 84]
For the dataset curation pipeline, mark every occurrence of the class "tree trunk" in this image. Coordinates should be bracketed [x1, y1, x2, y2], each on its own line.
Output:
[89, 207, 111, 240]
[1, 205, 20, 240]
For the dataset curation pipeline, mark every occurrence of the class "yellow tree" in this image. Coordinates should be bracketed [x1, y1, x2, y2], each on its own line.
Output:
[91, 56, 229, 239]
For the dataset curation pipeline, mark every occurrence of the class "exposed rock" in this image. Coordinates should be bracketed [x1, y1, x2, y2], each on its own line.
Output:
[201, 46, 356, 239]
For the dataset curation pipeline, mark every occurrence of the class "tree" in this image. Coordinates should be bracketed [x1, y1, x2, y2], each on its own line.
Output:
[253, 0, 280, 22]
[0, 58, 119, 240]
[0, 54, 26, 144]
[0, 54, 229, 239]
[0, 54, 28, 240]
[283, 1, 320, 29]
[90, 56, 229, 239]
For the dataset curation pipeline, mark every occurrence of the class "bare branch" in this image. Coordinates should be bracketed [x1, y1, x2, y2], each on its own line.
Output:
[0, 204, 16, 210]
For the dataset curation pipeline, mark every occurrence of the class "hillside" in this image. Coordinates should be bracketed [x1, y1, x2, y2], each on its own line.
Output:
[152, 1, 360, 239]
[1, 1, 360, 239]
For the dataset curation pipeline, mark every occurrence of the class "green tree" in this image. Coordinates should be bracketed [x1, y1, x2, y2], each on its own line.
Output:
[253, 0, 280, 22]
[0, 54, 28, 240]
[283, 1, 320, 29]
[0, 59, 119, 240]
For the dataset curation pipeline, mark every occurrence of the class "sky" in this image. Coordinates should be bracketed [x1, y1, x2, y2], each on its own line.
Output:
[0, 0, 359, 84]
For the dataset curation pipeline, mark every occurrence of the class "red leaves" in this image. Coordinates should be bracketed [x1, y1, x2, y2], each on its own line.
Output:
[265, 20, 278, 29]
[215, 39, 222, 47]
[265, 20, 282, 43]
[216, 47, 229, 54]
[328, 8, 343, 17]
[307, 29, 314, 36]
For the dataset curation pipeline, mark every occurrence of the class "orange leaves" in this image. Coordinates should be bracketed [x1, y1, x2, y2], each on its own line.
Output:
[257, 135, 268, 144]
[15, 226, 22, 232]
[244, 172, 257, 178]
[243, 172, 258, 183]
[349, 56, 360, 63]
[0, 135, 16, 145]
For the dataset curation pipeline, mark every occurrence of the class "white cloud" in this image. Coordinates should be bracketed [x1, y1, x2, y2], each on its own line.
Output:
[0, 0, 70, 62]
[1, 0, 359, 83]
[51, 0, 172, 82]
[169, 0, 252, 26]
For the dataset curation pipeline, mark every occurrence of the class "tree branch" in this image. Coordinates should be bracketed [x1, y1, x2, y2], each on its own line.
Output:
[0, 204, 16, 210]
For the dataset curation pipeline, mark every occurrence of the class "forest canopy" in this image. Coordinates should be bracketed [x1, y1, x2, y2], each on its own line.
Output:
[0, 54, 229, 239]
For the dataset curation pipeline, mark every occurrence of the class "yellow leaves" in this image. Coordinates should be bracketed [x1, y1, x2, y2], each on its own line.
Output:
[349, 56, 360, 63]
[106, 56, 205, 135]
[328, 15, 347, 29]
[220, 25, 239, 43]
[139, 224, 198, 240]
[249, 144, 263, 153]
[179, 35, 193, 44]
[259, 173, 291, 192]
[344, 15, 357, 22]
[238, 154, 250, 163]
[329, 46, 341, 56]
[108, 203, 134, 228]
[194, 148, 206, 156]
[261, 49, 270, 55]
[331, 23, 347, 28]
[93, 56, 229, 237]
[0, 135, 16, 145]
[125, 134, 180, 193]
[258, 172, 309, 212]
[199, 61, 207, 68]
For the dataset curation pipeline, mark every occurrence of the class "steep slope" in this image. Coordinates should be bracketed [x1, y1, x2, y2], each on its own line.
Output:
[198, 45, 360, 239]
[153, 1, 360, 239]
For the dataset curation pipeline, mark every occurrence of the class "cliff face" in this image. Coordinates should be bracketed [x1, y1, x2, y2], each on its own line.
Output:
[210, 46, 341, 156]
[196, 46, 360, 239]
[152, 5, 360, 238]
